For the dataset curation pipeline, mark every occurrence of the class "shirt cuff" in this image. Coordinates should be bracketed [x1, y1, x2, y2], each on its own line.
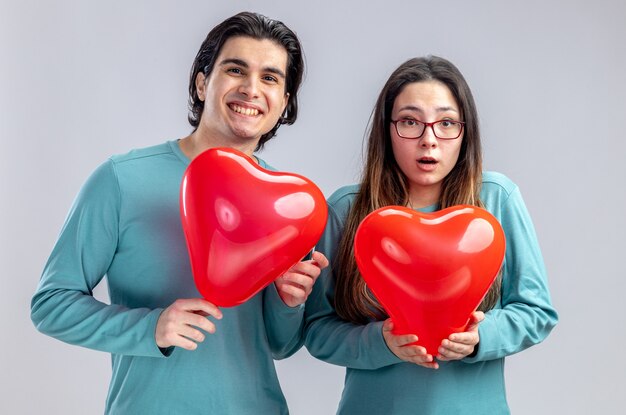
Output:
[372, 320, 404, 366]
[150, 308, 174, 358]
[265, 282, 305, 314]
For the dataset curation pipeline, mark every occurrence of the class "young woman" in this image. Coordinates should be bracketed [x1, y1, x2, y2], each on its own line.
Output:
[304, 56, 558, 414]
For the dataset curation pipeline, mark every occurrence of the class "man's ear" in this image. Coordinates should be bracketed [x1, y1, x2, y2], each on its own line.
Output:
[282, 92, 290, 114]
[196, 72, 207, 101]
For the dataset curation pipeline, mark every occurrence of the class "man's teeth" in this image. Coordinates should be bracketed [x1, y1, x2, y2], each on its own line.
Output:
[231, 104, 259, 116]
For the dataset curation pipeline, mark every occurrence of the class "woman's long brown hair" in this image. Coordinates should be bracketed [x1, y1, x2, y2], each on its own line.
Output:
[334, 56, 501, 324]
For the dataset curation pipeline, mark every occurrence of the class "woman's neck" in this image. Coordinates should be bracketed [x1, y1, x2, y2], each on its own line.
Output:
[407, 185, 441, 209]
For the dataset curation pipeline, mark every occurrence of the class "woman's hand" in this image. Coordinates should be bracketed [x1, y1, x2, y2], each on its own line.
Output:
[382, 319, 439, 369]
[155, 298, 223, 350]
[275, 251, 329, 307]
[437, 311, 485, 361]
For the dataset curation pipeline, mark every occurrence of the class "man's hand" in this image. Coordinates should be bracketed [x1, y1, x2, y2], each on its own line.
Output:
[274, 251, 329, 307]
[155, 298, 223, 350]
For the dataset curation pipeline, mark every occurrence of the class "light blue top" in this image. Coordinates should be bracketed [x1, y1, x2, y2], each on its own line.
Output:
[31, 141, 304, 414]
[304, 172, 558, 414]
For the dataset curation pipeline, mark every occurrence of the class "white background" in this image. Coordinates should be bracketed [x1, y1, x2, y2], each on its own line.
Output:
[2, 0, 625, 413]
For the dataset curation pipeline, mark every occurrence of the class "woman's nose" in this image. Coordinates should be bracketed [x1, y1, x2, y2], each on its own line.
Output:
[420, 125, 438, 148]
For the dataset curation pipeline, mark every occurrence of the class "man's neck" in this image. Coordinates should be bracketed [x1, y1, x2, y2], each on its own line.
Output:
[178, 130, 259, 161]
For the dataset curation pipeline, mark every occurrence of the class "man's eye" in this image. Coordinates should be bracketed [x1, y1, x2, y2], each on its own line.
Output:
[227, 68, 243, 74]
[263, 75, 278, 82]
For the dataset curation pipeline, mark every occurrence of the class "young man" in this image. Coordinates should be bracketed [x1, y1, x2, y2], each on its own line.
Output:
[31, 12, 327, 414]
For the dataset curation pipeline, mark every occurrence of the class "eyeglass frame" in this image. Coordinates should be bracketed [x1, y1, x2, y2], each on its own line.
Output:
[390, 119, 466, 140]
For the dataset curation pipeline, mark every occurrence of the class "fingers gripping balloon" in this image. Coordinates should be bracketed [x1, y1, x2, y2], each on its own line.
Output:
[354, 205, 505, 356]
[180, 147, 327, 307]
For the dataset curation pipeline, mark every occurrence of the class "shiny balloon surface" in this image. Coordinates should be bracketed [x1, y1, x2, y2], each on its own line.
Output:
[180, 147, 327, 307]
[354, 205, 505, 355]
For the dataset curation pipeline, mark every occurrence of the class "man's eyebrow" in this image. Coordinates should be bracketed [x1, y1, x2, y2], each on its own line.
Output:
[263, 66, 286, 79]
[219, 58, 248, 68]
[219, 58, 286, 79]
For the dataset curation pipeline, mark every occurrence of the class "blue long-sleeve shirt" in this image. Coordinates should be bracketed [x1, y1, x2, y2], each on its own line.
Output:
[304, 172, 558, 414]
[31, 140, 304, 414]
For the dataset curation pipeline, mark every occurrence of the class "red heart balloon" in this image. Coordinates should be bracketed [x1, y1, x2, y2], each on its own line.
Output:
[354, 205, 505, 356]
[180, 147, 327, 307]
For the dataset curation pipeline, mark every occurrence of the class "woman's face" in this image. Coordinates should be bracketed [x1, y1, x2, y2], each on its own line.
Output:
[390, 80, 463, 207]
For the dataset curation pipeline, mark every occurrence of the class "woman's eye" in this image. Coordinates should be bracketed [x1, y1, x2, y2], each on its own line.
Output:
[402, 119, 418, 127]
[439, 120, 458, 128]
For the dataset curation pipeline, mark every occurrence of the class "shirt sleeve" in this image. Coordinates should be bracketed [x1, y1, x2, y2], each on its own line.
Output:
[262, 282, 305, 359]
[30, 160, 167, 358]
[465, 186, 558, 363]
[304, 202, 402, 370]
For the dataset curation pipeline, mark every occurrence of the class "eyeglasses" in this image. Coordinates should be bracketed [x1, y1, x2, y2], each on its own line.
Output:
[391, 119, 465, 140]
